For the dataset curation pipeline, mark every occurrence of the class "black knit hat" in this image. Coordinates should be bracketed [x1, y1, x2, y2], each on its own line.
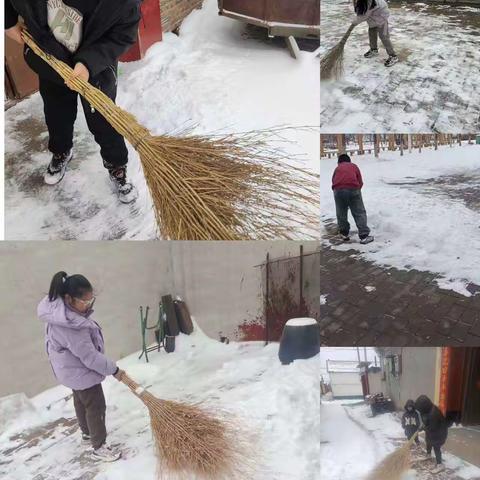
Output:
[338, 153, 351, 164]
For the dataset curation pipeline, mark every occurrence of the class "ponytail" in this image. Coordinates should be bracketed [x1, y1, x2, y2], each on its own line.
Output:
[48, 271, 93, 301]
[49, 271, 68, 301]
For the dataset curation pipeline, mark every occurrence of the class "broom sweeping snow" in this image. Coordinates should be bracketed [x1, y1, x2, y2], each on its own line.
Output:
[321, 24, 356, 80]
[118, 371, 253, 479]
[365, 431, 419, 480]
[22, 30, 319, 241]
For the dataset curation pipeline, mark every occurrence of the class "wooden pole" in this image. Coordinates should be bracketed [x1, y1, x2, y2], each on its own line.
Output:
[337, 134, 346, 155]
[358, 134, 364, 155]
[374, 134, 380, 158]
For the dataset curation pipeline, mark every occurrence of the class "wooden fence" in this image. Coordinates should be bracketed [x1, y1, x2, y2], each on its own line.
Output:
[320, 134, 478, 158]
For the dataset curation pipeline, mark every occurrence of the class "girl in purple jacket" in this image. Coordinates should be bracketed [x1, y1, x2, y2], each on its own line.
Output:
[38, 271, 125, 462]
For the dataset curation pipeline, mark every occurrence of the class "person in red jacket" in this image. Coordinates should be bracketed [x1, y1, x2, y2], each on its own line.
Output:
[331, 154, 373, 244]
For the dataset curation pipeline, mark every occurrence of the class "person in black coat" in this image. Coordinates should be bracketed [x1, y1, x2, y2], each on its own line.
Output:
[401, 399, 422, 445]
[415, 395, 448, 473]
[5, 0, 141, 203]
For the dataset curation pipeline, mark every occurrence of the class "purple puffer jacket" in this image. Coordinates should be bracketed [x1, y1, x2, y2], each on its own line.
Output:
[38, 296, 117, 391]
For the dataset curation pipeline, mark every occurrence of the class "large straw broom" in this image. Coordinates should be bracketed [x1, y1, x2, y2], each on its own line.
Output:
[365, 431, 419, 480]
[22, 30, 319, 240]
[321, 24, 356, 80]
[118, 371, 252, 479]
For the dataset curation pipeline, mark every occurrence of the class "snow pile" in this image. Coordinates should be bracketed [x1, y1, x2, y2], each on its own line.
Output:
[5, 0, 319, 240]
[321, 144, 480, 296]
[0, 327, 320, 480]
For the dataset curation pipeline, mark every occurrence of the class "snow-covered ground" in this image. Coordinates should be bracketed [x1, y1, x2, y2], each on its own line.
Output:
[320, 144, 480, 296]
[321, 400, 480, 480]
[0, 327, 320, 480]
[320, 0, 480, 132]
[4, 0, 319, 240]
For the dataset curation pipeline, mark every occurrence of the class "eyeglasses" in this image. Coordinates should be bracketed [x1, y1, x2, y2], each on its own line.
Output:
[74, 296, 96, 307]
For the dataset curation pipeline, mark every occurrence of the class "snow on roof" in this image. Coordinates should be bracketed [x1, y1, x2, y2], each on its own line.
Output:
[327, 360, 360, 373]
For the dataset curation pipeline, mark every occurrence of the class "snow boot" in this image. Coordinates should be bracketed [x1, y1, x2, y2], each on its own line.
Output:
[91, 444, 122, 462]
[360, 235, 374, 245]
[44, 149, 73, 185]
[108, 166, 138, 204]
[431, 464, 445, 474]
[364, 49, 379, 58]
[384, 55, 399, 67]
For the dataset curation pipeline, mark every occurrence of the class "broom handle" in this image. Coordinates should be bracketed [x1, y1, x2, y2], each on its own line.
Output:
[117, 371, 150, 400]
[341, 24, 356, 44]
[21, 30, 151, 149]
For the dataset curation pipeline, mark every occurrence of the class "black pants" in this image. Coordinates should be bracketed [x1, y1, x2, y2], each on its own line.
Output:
[38, 68, 128, 168]
[406, 429, 420, 444]
[333, 188, 370, 239]
[426, 442, 442, 465]
[72, 383, 107, 450]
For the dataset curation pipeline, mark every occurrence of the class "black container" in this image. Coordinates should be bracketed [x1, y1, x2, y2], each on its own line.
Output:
[165, 335, 176, 353]
[278, 318, 320, 365]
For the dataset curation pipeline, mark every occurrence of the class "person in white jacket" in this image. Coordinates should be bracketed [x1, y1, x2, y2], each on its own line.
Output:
[353, 0, 398, 67]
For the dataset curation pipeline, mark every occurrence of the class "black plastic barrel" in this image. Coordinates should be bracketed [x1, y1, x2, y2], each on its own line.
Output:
[278, 318, 320, 365]
[165, 335, 175, 353]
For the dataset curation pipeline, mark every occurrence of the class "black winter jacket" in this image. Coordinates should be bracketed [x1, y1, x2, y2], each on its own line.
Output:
[5, 0, 141, 81]
[415, 395, 448, 447]
[401, 399, 422, 436]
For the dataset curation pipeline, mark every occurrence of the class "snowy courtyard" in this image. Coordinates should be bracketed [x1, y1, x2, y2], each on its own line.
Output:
[0, 328, 320, 480]
[321, 400, 480, 480]
[320, 143, 480, 345]
[320, 0, 480, 132]
[4, 0, 319, 240]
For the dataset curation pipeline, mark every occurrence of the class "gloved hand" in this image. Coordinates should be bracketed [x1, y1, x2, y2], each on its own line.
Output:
[113, 367, 126, 381]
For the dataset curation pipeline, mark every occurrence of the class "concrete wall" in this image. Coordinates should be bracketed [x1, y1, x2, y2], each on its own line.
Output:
[381, 347, 439, 410]
[0, 241, 320, 398]
[160, 0, 203, 33]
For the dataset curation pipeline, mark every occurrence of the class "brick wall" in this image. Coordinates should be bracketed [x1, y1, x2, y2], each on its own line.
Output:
[160, 0, 204, 33]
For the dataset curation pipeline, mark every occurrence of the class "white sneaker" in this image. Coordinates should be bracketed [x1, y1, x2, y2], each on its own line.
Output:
[360, 235, 374, 245]
[44, 149, 73, 185]
[81, 433, 91, 444]
[91, 444, 122, 462]
[431, 464, 445, 474]
[108, 166, 138, 204]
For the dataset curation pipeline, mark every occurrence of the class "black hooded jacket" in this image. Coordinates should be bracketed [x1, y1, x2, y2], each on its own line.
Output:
[415, 395, 448, 447]
[5, 0, 141, 81]
[401, 399, 422, 436]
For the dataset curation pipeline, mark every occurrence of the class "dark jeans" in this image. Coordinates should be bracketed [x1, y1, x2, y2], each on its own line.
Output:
[406, 428, 420, 444]
[333, 189, 370, 239]
[426, 442, 442, 465]
[72, 383, 107, 449]
[38, 68, 128, 168]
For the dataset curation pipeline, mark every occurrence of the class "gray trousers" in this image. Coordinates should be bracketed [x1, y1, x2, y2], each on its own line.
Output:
[369, 23, 396, 56]
[334, 189, 370, 239]
[72, 383, 107, 449]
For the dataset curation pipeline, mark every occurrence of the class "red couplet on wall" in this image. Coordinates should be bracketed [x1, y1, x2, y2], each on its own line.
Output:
[120, 0, 163, 62]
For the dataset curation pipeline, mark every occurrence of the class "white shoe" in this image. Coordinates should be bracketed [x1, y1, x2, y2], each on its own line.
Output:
[108, 167, 138, 204]
[44, 149, 73, 185]
[431, 464, 445, 474]
[91, 444, 122, 462]
[360, 235, 374, 245]
[81, 433, 91, 444]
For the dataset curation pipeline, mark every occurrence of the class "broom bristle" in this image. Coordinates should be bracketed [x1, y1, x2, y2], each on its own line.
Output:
[121, 373, 254, 479]
[321, 24, 356, 80]
[366, 441, 412, 480]
[22, 30, 319, 241]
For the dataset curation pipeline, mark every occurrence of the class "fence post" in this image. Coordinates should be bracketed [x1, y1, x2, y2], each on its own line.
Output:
[434, 134, 438, 151]
[265, 253, 270, 346]
[358, 134, 364, 155]
[388, 134, 395, 151]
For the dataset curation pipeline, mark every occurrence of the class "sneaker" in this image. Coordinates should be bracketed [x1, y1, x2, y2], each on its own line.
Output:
[91, 444, 122, 462]
[108, 166, 138, 204]
[340, 234, 350, 242]
[384, 55, 399, 67]
[81, 433, 91, 443]
[431, 464, 445, 474]
[360, 235, 374, 244]
[44, 149, 73, 185]
[364, 49, 379, 58]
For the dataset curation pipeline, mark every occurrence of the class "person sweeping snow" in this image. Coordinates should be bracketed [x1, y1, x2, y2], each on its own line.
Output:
[332, 153, 373, 244]
[352, 0, 399, 67]
[5, 0, 141, 203]
[415, 395, 448, 474]
[37, 271, 126, 462]
[401, 399, 422, 446]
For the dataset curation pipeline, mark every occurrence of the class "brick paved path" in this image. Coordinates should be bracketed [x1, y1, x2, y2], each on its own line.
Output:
[320, 241, 480, 346]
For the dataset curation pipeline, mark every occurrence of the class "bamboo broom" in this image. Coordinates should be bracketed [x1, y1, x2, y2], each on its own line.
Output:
[365, 431, 419, 480]
[22, 30, 319, 240]
[118, 371, 252, 479]
[321, 24, 356, 80]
